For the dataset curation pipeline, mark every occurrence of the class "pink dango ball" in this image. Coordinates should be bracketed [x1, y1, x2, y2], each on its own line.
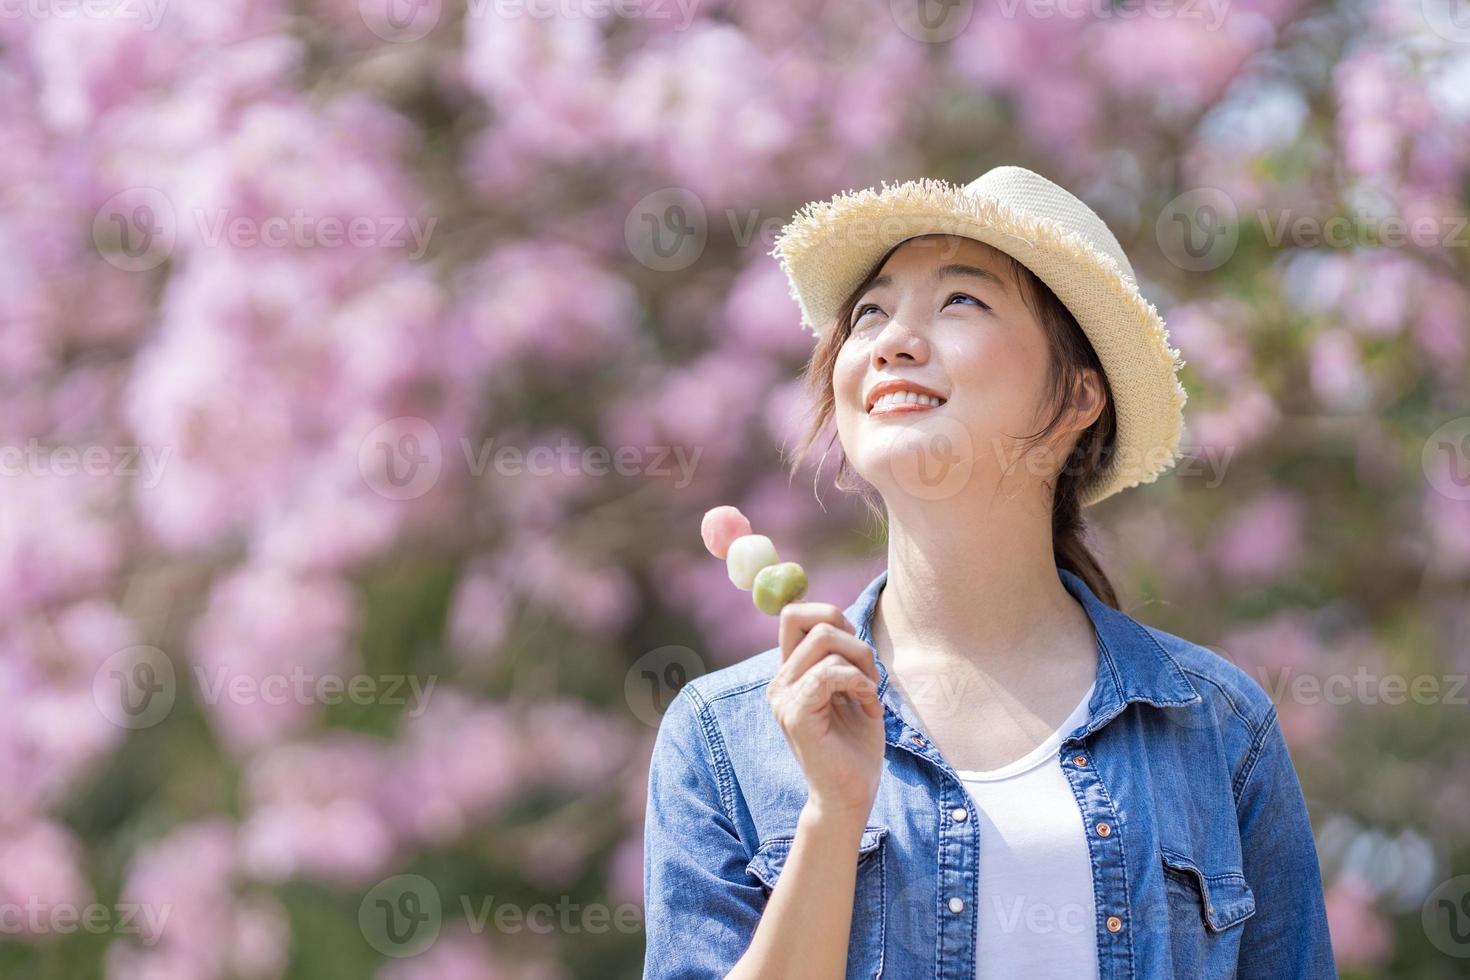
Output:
[701, 505, 753, 560]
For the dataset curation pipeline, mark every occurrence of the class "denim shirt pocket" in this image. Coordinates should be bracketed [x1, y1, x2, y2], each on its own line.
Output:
[746, 826, 889, 980]
[1160, 845, 1257, 977]
[1161, 846, 1257, 930]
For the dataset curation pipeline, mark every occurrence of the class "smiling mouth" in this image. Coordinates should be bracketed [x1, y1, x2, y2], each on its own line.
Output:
[868, 392, 948, 416]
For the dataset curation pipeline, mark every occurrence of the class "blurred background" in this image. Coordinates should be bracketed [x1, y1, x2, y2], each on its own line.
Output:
[1, 0, 1468, 977]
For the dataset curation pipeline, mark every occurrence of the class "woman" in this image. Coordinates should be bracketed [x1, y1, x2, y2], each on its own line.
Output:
[642, 166, 1336, 979]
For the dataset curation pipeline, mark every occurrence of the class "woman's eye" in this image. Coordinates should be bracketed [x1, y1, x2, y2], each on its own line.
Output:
[852, 303, 882, 325]
[945, 292, 989, 311]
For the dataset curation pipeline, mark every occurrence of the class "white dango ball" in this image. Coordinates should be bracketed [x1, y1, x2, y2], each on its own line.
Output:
[725, 534, 779, 590]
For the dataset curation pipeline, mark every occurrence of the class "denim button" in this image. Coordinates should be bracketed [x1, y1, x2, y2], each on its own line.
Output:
[948, 897, 964, 913]
[1072, 754, 1088, 766]
[1096, 822, 1111, 837]
[952, 807, 969, 822]
[1106, 915, 1122, 932]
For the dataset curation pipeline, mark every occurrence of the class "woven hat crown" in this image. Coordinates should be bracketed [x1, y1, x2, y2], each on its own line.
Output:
[965, 166, 1137, 285]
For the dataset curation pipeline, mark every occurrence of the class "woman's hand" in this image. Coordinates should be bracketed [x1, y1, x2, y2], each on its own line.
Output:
[767, 602, 887, 822]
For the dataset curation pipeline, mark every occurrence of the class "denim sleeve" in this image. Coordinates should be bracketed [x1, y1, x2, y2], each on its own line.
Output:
[643, 684, 765, 980]
[1234, 705, 1339, 979]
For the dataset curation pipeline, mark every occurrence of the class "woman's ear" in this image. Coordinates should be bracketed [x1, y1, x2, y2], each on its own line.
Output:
[1067, 368, 1107, 434]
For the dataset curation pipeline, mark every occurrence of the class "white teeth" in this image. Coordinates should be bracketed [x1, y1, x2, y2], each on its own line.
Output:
[871, 391, 945, 412]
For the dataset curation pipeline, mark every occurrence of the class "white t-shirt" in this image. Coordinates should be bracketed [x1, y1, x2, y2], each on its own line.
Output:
[955, 681, 1099, 980]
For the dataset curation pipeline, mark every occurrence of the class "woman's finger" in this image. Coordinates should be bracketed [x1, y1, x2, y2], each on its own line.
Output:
[777, 602, 853, 663]
[775, 623, 880, 696]
[790, 655, 882, 719]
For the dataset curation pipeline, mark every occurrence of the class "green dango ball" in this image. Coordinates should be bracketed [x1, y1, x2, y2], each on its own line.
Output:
[752, 562, 808, 616]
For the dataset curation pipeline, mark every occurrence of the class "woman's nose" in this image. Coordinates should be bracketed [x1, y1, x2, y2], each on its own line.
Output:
[872, 316, 929, 367]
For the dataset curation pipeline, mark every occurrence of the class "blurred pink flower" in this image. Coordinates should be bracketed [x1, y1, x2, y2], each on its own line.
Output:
[376, 922, 533, 980]
[0, 601, 133, 817]
[0, 472, 124, 618]
[126, 250, 449, 552]
[0, 817, 92, 941]
[495, 535, 637, 637]
[615, 24, 797, 208]
[189, 564, 358, 753]
[463, 12, 620, 164]
[761, 377, 820, 459]
[23, 0, 290, 132]
[385, 691, 529, 846]
[477, 427, 605, 532]
[651, 550, 772, 666]
[1109, 511, 1209, 596]
[447, 562, 512, 670]
[1163, 299, 1256, 389]
[251, 467, 406, 575]
[1324, 870, 1391, 968]
[109, 817, 288, 980]
[1307, 328, 1369, 412]
[1209, 488, 1306, 585]
[1218, 610, 1341, 748]
[1423, 486, 1470, 574]
[239, 735, 397, 886]
[1184, 382, 1279, 464]
[608, 829, 644, 907]
[521, 698, 639, 797]
[1335, 50, 1405, 180]
[520, 823, 595, 890]
[1413, 277, 1468, 386]
[723, 257, 814, 360]
[602, 346, 778, 481]
[451, 242, 637, 378]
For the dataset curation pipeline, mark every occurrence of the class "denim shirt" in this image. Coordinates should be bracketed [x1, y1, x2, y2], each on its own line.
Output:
[642, 566, 1338, 980]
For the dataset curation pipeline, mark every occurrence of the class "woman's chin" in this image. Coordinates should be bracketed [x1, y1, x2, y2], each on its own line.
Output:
[850, 431, 979, 504]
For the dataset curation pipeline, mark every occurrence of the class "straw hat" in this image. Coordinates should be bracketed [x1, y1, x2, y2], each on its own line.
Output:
[768, 165, 1189, 508]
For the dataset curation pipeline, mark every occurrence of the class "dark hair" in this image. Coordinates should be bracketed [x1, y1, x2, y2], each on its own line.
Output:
[782, 235, 1121, 609]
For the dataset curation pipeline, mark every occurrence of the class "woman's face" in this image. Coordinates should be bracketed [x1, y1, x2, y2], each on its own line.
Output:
[832, 234, 1090, 507]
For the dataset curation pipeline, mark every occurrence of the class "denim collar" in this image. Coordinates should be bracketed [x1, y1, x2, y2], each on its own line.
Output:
[843, 566, 1203, 746]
